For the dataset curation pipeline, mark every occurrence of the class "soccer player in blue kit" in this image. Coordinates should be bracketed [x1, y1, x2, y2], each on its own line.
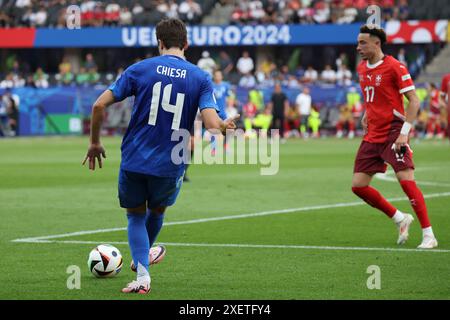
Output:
[83, 18, 239, 294]
[210, 69, 230, 154]
[212, 69, 230, 121]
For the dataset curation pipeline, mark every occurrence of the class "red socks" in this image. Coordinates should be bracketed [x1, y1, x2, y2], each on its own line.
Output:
[352, 186, 397, 218]
[353, 182, 432, 228]
[400, 180, 431, 228]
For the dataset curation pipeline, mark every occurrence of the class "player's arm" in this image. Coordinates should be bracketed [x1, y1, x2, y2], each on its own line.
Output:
[360, 106, 367, 134]
[438, 93, 446, 109]
[394, 89, 420, 152]
[393, 62, 419, 152]
[83, 66, 135, 170]
[201, 108, 239, 134]
[199, 74, 239, 134]
[82, 90, 116, 170]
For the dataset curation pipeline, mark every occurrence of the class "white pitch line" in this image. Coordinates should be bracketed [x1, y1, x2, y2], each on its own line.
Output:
[376, 172, 450, 187]
[12, 240, 450, 254]
[11, 191, 450, 244]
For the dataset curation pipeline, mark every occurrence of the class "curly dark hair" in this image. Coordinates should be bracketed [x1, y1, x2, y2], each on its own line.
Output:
[359, 24, 387, 45]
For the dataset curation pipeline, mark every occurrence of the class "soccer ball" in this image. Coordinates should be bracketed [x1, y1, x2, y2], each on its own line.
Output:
[87, 244, 123, 278]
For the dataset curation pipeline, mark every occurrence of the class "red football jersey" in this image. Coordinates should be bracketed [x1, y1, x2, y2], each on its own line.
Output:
[441, 73, 450, 98]
[357, 55, 415, 143]
[243, 102, 257, 118]
[429, 89, 440, 115]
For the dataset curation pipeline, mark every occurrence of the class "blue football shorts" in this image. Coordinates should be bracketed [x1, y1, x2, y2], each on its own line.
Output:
[118, 169, 184, 209]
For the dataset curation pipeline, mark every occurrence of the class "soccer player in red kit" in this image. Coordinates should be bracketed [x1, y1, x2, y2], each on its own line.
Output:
[426, 83, 443, 139]
[440, 73, 450, 140]
[352, 25, 438, 249]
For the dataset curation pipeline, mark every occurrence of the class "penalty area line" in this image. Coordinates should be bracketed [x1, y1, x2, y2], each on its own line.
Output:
[11, 191, 450, 244]
[11, 239, 450, 254]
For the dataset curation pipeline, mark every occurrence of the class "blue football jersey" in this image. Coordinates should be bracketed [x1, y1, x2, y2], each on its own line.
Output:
[212, 81, 230, 120]
[109, 55, 219, 177]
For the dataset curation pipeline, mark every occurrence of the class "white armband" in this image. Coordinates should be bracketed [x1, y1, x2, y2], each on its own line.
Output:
[400, 122, 412, 135]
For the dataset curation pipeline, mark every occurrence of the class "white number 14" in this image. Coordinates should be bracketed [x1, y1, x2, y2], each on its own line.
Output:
[148, 81, 185, 130]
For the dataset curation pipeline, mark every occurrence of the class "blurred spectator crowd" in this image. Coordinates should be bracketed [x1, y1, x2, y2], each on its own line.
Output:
[0, 0, 211, 27]
[1, 43, 421, 90]
[227, 0, 409, 25]
[0, 49, 359, 89]
[0, 0, 413, 28]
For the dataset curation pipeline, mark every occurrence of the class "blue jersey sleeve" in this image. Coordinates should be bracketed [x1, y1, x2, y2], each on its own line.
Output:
[198, 73, 219, 112]
[217, 83, 230, 120]
[218, 105, 228, 120]
[108, 68, 135, 101]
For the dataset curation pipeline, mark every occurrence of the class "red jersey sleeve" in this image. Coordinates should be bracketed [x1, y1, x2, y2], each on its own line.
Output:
[393, 62, 415, 95]
[441, 74, 450, 95]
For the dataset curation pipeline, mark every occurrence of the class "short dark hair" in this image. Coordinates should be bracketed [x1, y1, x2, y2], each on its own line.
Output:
[156, 19, 187, 50]
[360, 24, 387, 45]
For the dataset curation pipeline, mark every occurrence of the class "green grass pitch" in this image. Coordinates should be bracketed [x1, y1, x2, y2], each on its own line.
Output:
[0, 136, 449, 300]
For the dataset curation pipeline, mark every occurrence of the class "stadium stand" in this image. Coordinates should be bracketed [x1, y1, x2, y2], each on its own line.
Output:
[1, 0, 446, 28]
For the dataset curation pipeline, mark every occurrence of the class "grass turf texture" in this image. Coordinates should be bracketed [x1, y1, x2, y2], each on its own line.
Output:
[0, 136, 449, 300]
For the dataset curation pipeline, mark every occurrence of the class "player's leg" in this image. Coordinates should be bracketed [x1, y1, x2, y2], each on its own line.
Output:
[279, 117, 286, 140]
[143, 174, 184, 267]
[123, 204, 151, 293]
[382, 138, 437, 248]
[300, 116, 307, 137]
[396, 169, 438, 248]
[352, 172, 413, 244]
[118, 169, 151, 293]
[352, 172, 398, 218]
[352, 142, 413, 244]
[184, 130, 194, 182]
[145, 206, 166, 248]
[130, 205, 167, 272]
[348, 119, 355, 139]
[426, 118, 434, 138]
[336, 119, 344, 138]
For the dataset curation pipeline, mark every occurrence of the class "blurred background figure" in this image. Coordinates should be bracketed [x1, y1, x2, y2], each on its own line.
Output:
[237, 51, 254, 76]
[243, 93, 258, 138]
[269, 83, 289, 142]
[295, 87, 312, 138]
[426, 83, 443, 139]
[308, 105, 321, 138]
[197, 50, 216, 77]
[1, 89, 19, 136]
[336, 102, 355, 139]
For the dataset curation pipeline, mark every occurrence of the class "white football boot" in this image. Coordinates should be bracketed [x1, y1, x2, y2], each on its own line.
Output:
[396, 214, 414, 245]
[122, 279, 151, 294]
[131, 245, 166, 272]
[417, 236, 438, 249]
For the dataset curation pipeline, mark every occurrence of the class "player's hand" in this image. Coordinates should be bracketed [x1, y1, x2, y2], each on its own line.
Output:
[221, 114, 240, 133]
[82, 143, 106, 170]
[393, 134, 408, 154]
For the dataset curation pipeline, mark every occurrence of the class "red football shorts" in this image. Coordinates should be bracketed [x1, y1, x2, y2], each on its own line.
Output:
[353, 132, 415, 174]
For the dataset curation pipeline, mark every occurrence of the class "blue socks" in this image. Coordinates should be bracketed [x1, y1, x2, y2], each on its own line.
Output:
[145, 209, 165, 248]
[127, 212, 149, 280]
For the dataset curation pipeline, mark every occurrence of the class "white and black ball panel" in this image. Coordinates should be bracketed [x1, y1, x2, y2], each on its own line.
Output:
[87, 244, 123, 278]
